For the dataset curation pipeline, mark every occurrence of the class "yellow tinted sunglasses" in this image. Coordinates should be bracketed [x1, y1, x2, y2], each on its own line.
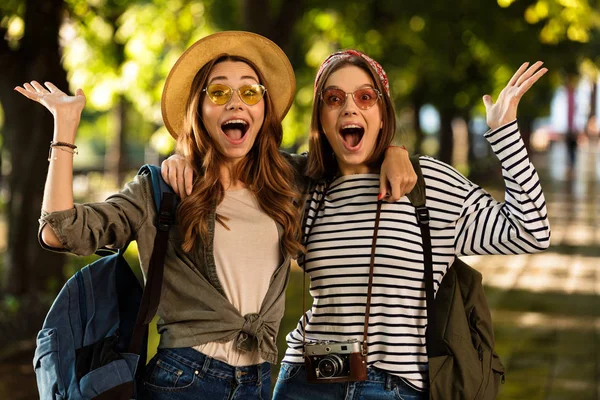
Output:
[203, 84, 266, 106]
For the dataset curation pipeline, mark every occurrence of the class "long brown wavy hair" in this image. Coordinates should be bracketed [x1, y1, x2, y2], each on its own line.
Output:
[176, 55, 303, 257]
[306, 55, 396, 181]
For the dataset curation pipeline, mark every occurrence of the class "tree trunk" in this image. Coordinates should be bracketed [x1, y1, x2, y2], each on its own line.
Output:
[242, 0, 306, 58]
[104, 96, 128, 187]
[438, 109, 454, 164]
[411, 85, 425, 154]
[0, 0, 66, 299]
[101, 15, 128, 188]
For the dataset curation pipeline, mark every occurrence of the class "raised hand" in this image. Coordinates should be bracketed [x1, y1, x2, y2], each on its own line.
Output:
[14, 81, 86, 121]
[483, 62, 547, 130]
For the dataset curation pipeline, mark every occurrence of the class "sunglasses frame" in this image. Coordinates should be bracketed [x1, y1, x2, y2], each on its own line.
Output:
[320, 86, 382, 110]
[203, 83, 267, 106]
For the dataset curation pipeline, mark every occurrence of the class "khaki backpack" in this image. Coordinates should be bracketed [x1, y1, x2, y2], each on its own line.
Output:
[407, 156, 505, 400]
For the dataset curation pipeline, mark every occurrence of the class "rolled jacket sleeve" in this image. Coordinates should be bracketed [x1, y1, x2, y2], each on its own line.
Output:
[38, 174, 151, 256]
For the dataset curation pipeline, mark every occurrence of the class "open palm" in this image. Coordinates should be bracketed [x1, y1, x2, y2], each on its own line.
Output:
[14, 81, 86, 119]
[483, 62, 547, 130]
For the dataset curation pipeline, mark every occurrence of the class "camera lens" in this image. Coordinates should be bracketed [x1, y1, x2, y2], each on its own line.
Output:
[317, 354, 345, 378]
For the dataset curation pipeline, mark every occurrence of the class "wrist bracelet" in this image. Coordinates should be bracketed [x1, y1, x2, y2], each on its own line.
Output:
[48, 141, 78, 161]
[50, 141, 77, 149]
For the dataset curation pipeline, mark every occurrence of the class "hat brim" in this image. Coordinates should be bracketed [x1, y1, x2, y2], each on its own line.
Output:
[161, 31, 295, 139]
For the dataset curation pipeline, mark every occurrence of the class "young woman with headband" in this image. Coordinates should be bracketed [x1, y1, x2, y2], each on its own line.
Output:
[271, 50, 550, 399]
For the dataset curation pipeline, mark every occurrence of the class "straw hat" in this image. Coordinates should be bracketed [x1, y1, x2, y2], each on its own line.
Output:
[161, 31, 296, 138]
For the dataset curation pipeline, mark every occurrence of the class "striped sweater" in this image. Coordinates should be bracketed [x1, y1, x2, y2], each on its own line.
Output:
[281, 120, 551, 390]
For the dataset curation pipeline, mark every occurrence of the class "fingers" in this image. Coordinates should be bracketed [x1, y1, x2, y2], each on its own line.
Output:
[388, 178, 402, 202]
[160, 160, 181, 198]
[184, 166, 194, 196]
[383, 174, 417, 202]
[161, 159, 169, 183]
[30, 81, 50, 94]
[167, 162, 182, 198]
[14, 82, 45, 101]
[161, 155, 193, 199]
[516, 67, 548, 97]
[14, 86, 39, 101]
[177, 166, 186, 198]
[515, 61, 544, 87]
[508, 62, 529, 86]
[403, 171, 418, 196]
[163, 158, 193, 199]
[387, 173, 418, 203]
[44, 82, 64, 94]
[14, 81, 63, 102]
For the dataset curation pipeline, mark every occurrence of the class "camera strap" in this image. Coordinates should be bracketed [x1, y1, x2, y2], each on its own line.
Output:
[301, 180, 382, 357]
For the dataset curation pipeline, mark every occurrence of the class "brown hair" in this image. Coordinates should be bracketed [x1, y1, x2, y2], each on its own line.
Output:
[176, 55, 303, 257]
[306, 55, 396, 180]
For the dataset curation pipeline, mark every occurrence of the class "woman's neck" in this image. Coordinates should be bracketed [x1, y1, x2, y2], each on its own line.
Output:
[337, 161, 376, 176]
[219, 162, 247, 191]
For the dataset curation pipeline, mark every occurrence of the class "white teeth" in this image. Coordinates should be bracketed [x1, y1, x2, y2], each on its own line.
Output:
[341, 124, 362, 129]
[223, 119, 248, 126]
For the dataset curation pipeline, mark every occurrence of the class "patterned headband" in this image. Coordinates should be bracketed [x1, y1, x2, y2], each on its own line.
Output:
[314, 49, 390, 97]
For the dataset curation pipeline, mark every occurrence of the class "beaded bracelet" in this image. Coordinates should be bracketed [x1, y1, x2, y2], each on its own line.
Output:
[48, 141, 78, 161]
[51, 141, 77, 150]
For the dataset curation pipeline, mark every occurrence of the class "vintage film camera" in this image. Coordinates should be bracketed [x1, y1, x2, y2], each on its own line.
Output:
[303, 339, 367, 383]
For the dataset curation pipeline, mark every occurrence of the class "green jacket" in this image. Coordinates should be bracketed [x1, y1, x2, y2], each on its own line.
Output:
[39, 153, 308, 364]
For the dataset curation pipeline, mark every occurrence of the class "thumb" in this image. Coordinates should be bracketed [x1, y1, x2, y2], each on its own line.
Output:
[76, 88, 85, 99]
[482, 95, 493, 111]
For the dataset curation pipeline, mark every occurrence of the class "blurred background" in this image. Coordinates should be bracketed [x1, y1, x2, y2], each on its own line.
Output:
[0, 0, 599, 399]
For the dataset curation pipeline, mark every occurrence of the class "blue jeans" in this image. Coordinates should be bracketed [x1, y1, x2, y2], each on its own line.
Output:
[273, 363, 427, 400]
[139, 347, 270, 400]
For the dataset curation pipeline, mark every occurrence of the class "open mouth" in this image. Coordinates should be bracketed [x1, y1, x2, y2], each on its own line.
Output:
[339, 124, 365, 149]
[221, 119, 249, 142]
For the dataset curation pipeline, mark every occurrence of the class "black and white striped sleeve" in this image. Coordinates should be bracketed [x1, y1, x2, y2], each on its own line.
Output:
[427, 120, 550, 256]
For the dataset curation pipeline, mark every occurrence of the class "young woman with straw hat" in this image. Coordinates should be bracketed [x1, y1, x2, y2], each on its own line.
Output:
[17, 31, 415, 399]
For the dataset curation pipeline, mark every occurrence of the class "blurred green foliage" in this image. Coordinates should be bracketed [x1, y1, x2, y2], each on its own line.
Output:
[2, 0, 597, 162]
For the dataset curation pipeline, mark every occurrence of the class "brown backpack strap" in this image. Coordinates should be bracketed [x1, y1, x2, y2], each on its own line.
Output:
[128, 191, 175, 354]
[362, 200, 382, 356]
[301, 181, 382, 357]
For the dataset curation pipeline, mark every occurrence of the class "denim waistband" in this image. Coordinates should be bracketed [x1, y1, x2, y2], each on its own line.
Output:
[159, 347, 270, 385]
[366, 367, 423, 392]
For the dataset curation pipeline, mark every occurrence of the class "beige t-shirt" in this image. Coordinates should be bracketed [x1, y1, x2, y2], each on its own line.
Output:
[194, 188, 280, 366]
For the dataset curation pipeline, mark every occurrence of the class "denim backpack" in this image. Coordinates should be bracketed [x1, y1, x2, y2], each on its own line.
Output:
[407, 156, 505, 400]
[33, 165, 177, 400]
